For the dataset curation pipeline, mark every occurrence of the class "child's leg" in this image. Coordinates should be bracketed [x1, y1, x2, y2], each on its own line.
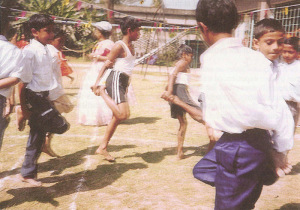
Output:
[95, 102, 129, 161]
[42, 133, 59, 157]
[20, 120, 46, 186]
[0, 95, 9, 150]
[214, 129, 273, 209]
[177, 113, 187, 159]
[99, 86, 130, 121]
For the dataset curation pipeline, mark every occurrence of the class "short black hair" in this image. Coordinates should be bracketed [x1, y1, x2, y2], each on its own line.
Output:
[284, 36, 299, 52]
[254, 18, 285, 40]
[98, 29, 111, 39]
[28, 14, 54, 31]
[120, 16, 140, 35]
[176, 44, 193, 59]
[53, 27, 66, 39]
[195, 0, 239, 33]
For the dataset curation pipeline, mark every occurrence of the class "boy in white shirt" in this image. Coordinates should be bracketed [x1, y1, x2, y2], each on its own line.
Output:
[277, 37, 300, 127]
[162, 0, 293, 209]
[19, 14, 69, 186]
[0, 22, 30, 150]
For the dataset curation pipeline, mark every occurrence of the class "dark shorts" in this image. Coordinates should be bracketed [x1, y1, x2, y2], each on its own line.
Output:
[170, 84, 199, 118]
[106, 70, 130, 104]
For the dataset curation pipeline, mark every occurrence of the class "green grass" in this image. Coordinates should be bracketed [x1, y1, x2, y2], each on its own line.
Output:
[0, 61, 300, 209]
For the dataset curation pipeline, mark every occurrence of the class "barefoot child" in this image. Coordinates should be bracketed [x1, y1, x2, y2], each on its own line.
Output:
[45, 29, 74, 157]
[19, 14, 69, 186]
[162, 44, 200, 159]
[92, 17, 140, 161]
[163, 0, 293, 209]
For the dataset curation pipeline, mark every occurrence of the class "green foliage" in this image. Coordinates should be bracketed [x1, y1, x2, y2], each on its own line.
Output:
[21, 0, 79, 18]
[155, 42, 179, 67]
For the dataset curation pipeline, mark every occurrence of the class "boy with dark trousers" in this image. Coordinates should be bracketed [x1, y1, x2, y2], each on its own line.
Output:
[19, 14, 69, 186]
[162, 0, 293, 209]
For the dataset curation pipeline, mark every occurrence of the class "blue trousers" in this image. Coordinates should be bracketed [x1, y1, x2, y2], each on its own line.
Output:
[0, 95, 9, 151]
[21, 119, 46, 178]
[193, 129, 277, 210]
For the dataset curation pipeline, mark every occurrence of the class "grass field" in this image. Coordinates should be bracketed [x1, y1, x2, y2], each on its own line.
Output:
[0, 62, 299, 209]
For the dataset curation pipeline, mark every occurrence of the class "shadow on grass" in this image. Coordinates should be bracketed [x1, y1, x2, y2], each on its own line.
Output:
[123, 144, 208, 163]
[289, 162, 300, 175]
[0, 162, 147, 209]
[278, 203, 300, 210]
[0, 144, 136, 178]
[121, 117, 161, 125]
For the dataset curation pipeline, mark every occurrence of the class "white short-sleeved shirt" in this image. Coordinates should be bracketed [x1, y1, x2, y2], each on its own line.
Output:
[200, 37, 294, 152]
[47, 44, 64, 101]
[278, 60, 300, 102]
[0, 35, 31, 98]
[22, 39, 57, 92]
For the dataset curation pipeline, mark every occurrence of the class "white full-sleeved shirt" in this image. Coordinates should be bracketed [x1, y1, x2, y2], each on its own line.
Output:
[0, 35, 31, 97]
[22, 39, 57, 92]
[200, 37, 294, 153]
[47, 44, 64, 101]
[277, 60, 300, 102]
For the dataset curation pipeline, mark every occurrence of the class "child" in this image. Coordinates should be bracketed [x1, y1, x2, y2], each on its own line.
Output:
[162, 44, 200, 159]
[19, 14, 69, 186]
[277, 37, 300, 128]
[16, 34, 29, 49]
[0, 24, 30, 151]
[44, 29, 74, 157]
[78, 21, 114, 126]
[92, 17, 140, 161]
[163, 0, 294, 209]
[57, 46, 74, 83]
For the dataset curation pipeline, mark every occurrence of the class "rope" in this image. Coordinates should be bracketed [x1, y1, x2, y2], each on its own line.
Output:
[63, 44, 95, 53]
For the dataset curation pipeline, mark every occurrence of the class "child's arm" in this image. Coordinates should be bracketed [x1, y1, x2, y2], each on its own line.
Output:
[92, 43, 124, 95]
[162, 60, 187, 98]
[19, 83, 31, 118]
[0, 77, 20, 89]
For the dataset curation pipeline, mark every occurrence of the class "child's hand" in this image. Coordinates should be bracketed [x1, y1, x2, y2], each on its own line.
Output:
[91, 85, 106, 96]
[271, 150, 292, 177]
[161, 91, 172, 100]
[161, 92, 179, 104]
[205, 125, 223, 141]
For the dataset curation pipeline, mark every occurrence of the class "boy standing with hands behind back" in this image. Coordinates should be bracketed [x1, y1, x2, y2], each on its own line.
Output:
[19, 14, 69, 186]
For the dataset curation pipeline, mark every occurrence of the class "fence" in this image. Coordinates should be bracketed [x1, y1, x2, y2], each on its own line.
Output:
[236, 3, 300, 48]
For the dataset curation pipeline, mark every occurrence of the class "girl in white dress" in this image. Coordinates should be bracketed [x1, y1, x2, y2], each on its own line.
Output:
[78, 21, 114, 126]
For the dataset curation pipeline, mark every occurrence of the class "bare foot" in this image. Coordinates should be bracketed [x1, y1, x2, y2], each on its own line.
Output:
[95, 148, 115, 162]
[17, 174, 42, 187]
[177, 152, 185, 160]
[42, 144, 60, 158]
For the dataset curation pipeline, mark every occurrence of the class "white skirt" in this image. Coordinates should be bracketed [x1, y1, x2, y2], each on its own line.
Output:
[77, 62, 112, 126]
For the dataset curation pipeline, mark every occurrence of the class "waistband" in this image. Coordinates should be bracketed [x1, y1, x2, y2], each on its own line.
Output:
[25, 88, 49, 97]
[222, 129, 272, 152]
